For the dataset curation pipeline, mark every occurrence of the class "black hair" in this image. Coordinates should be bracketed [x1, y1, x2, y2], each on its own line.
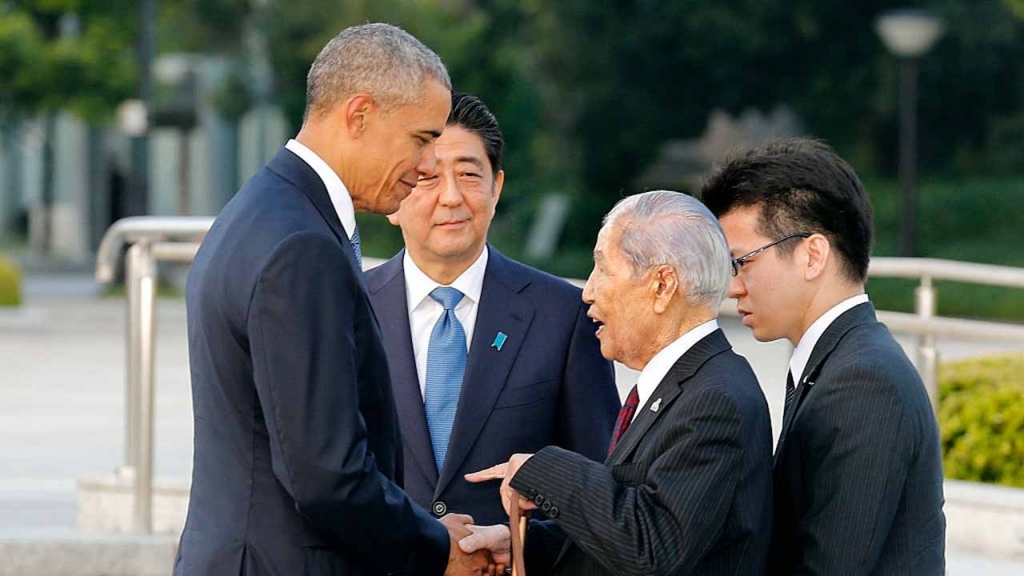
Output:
[700, 138, 873, 283]
[448, 92, 504, 174]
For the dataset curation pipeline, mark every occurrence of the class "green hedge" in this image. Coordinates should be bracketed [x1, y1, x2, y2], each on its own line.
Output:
[939, 354, 1024, 487]
[0, 253, 21, 307]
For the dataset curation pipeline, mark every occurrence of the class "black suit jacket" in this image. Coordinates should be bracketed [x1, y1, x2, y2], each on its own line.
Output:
[510, 329, 774, 576]
[174, 148, 448, 576]
[364, 247, 619, 526]
[769, 302, 946, 575]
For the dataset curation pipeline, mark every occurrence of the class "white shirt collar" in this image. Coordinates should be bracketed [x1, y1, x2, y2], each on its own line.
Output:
[633, 319, 719, 421]
[403, 247, 489, 313]
[285, 139, 357, 240]
[789, 294, 870, 385]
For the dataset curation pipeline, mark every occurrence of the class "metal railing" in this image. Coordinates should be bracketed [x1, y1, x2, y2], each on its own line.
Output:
[95, 217, 1024, 533]
[867, 258, 1024, 410]
[95, 216, 213, 533]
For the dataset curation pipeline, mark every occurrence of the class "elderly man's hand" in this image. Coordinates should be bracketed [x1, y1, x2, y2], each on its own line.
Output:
[464, 453, 536, 516]
[440, 513, 498, 576]
[459, 523, 511, 567]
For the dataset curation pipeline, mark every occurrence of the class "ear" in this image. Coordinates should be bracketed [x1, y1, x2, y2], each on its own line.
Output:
[491, 169, 505, 207]
[651, 264, 680, 314]
[803, 233, 830, 281]
[344, 94, 375, 139]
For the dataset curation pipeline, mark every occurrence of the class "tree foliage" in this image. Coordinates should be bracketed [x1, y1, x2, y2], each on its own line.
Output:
[0, 0, 136, 121]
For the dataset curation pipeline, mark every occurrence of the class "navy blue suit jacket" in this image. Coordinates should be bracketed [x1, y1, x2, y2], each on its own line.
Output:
[174, 148, 448, 576]
[364, 247, 620, 526]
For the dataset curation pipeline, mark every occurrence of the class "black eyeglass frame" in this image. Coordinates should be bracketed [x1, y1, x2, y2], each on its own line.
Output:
[730, 233, 812, 276]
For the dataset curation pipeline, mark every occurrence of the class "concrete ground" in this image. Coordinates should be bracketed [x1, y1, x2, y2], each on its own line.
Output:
[2, 273, 1023, 573]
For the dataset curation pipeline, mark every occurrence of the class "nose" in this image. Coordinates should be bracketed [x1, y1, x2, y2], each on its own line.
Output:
[582, 271, 596, 305]
[727, 273, 744, 299]
[437, 173, 464, 207]
[416, 142, 439, 177]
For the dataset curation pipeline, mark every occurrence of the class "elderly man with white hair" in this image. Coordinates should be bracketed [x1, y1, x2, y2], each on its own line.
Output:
[462, 190, 774, 575]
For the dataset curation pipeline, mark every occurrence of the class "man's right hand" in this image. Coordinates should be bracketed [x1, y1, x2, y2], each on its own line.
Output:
[440, 513, 494, 576]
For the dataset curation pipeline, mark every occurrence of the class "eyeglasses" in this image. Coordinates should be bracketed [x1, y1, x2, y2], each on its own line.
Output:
[731, 233, 811, 276]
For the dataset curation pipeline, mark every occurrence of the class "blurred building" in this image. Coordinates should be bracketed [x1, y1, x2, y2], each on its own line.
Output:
[0, 54, 288, 260]
[637, 106, 805, 193]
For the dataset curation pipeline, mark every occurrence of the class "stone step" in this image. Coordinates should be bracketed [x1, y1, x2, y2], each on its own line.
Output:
[0, 529, 177, 576]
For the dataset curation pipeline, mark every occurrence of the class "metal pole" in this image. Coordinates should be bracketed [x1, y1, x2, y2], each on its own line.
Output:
[915, 275, 939, 413]
[131, 241, 157, 533]
[124, 245, 142, 470]
[899, 57, 919, 257]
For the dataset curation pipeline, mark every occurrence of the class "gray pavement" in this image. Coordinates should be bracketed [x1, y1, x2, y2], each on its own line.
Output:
[2, 273, 1024, 573]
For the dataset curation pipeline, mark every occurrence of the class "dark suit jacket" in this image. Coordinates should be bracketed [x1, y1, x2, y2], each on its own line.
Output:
[769, 302, 946, 575]
[174, 148, 449, 576]
[510, 329, 774, 576]
[364, 247, 620, 526]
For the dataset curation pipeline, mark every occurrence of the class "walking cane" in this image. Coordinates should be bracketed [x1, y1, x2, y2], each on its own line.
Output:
[509, 494, 528, 576]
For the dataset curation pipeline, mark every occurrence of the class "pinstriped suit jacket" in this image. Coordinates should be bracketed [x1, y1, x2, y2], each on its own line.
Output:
[769, 303, 946, 575]
[510, 329, 774, 576]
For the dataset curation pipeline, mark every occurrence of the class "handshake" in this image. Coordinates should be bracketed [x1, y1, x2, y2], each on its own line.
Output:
[441, 454, 535, 576]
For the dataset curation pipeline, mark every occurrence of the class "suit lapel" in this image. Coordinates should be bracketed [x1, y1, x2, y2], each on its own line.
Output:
[792, 302, 877, 417]
[607, 330, 732, 465]
[435, 248, 535, 497]
[365, 253, 439, 485]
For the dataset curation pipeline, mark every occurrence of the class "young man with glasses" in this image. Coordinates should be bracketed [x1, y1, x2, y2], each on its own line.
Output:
[702, 138, 945, 575]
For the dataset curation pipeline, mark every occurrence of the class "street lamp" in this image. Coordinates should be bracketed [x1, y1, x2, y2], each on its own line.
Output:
[876, 9, 944, 257]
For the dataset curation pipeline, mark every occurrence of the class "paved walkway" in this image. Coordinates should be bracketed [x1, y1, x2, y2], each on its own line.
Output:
[2, 274, 1023, 573]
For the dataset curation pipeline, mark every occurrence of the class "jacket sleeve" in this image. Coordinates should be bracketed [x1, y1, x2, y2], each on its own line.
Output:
[791, 361, 911, 574]
[555, 300, 620, 459]
[247, 231, 448, 575]
[510, 388, 745, 576]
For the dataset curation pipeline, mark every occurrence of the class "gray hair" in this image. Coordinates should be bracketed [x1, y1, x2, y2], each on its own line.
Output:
[604, 190, 733, 310]
[305, 23, 451, 120]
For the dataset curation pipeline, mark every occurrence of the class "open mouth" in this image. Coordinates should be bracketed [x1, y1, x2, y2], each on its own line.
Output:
[589, 315, 605, 337]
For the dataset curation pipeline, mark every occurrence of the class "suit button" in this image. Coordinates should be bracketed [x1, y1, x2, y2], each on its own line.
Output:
[533, 494, 545, 507]
[541, 501, 552, 513]
[525, 488, 538, 499]
[548, 506, 559, 519]
[432, 501, 447, 516]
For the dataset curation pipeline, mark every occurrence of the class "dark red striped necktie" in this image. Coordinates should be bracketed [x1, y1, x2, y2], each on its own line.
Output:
[608, 385, 640, 455]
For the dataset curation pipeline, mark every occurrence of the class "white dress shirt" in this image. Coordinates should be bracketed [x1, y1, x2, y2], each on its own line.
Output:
[632, 319, 720, 422]
[404, 248, 489, 398]
[789, 294, 870, 386]
[285, 139, 357, 241]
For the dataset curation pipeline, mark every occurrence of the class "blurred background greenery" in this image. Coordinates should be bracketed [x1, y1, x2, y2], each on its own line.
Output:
[1, 0, 1023, 318]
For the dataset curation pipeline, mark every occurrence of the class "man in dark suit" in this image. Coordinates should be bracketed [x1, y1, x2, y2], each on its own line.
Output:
[365, 92, 619, 527]
[461, 191, 774, 575]
[175, 24, 490, 576]
[701, 138, 946, 574]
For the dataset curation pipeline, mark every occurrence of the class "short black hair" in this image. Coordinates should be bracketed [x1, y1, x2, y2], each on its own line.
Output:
[448, 92, 504, 174]
[700, 138, 873, 283]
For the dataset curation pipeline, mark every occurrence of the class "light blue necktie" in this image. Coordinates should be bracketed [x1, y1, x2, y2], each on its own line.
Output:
[350, 226, 362, 269]
[424, 287, 467, 472]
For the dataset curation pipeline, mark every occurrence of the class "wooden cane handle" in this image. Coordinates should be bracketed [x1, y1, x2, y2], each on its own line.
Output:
[509, 495, 528, 576]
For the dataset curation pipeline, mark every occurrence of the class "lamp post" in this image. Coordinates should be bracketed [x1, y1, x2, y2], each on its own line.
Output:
[876, 9, 943, 257]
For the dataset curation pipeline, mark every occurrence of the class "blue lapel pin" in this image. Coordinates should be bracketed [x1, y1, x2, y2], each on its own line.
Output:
[492, 331, 508, 351]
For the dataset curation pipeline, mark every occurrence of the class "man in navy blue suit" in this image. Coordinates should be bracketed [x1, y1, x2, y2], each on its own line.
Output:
[175, 24, 490, 576]
[365, 92, 620, 527]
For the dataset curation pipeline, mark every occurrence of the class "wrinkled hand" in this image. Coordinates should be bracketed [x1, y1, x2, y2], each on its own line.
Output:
[440, 513, 501, 576]
[464, 453, 536, 516]
[459, 523, 511, 566]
